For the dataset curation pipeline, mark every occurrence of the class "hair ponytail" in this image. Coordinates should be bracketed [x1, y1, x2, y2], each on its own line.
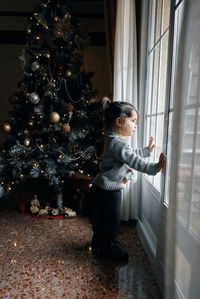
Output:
[99, 97, 111, 112]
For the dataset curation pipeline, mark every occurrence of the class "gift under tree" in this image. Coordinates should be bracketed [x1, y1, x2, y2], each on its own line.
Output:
[0, 0, 101, 202]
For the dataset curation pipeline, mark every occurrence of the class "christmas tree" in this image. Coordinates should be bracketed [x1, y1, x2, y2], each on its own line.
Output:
[0, 0, 101, 200]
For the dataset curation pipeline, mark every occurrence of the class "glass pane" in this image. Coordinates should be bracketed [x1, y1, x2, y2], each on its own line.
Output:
[158, 31, 169, 113]
[155, 114, 164, 160]
[149, 0, 157, 50]
[162, 0, 170, 33]
[191, 154, 200, 236]
[170, 4, 185, 110]
[150, 116, 157, 164]
[177, 109, 195, 222]
[191, 109, 200, 236]
[152, 45, 160, 114]
[188, 75, 198, 104]
[184, 109, 196, 133]
[188, 47, 200, 105]
[177, 155, 192, 223]
[154, 114, 164, 190]
[147, 53, 154, 115]
[156, 0, 162, 42]
[145, 116, 154, 185]
[145, 116, 151, 145]
[164, 111, 174, 204]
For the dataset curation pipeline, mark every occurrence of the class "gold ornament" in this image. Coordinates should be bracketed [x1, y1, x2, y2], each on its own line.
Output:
[26, 28, 31, 34]
[35, 36, 40, 40]
[24, 138, 30, 147]
[66, 70, 72, 77]
[3, 123, 11, 133]
[40, 144, 44, 149]
[54, 16, 59, 21]
[45, 53, 50, 58]
[49, 111, 60, 123]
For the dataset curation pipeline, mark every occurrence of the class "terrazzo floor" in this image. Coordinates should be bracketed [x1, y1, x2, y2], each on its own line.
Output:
[0, 206, 163, 299]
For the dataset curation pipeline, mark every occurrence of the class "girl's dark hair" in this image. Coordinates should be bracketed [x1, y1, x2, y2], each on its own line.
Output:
[98, 97, 138, 131]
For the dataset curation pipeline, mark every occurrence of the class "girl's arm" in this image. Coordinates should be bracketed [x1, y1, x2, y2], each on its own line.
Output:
[133, 146, 150, 158]
[133, 137, 155, 158]
[112, 139, 161, 175]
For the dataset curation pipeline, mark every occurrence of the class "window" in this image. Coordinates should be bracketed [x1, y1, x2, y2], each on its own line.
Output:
[164, 1, 200, 237]
[144, 0, 171, 192]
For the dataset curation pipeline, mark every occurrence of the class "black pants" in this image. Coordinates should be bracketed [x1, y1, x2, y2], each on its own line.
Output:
[89, 184, 122, 236]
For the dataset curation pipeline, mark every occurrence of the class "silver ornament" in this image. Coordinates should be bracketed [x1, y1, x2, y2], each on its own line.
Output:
[31, 61, 40, 71]
[0, 185, 5, 198]
[29, 92, 40, 104]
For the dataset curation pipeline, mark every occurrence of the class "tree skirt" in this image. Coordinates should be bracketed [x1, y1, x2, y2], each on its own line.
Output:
[19, 201, 80, 220]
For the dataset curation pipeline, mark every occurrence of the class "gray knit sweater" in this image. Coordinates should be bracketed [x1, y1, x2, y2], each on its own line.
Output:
[93, 132, 159, 191]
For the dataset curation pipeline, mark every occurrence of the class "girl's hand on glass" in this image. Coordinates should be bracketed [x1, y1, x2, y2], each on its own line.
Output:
[157, 153, 165, 173]
[148, 136, 155, 153]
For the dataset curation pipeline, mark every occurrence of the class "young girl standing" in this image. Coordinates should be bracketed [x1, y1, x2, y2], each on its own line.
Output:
[90, 98, 164, 262]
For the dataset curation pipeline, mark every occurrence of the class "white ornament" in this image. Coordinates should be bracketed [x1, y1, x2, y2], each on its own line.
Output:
[29, 92, 40, 104]
[31, 61, 40, 71]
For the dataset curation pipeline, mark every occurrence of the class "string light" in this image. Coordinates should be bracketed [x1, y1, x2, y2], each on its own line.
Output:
[59, 154, 64, 159]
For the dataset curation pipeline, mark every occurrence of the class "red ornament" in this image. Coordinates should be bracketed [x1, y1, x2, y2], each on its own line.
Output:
[59, 66, 63, 70]
[66, 104, 74, 112]
[58, 72, 62, 76]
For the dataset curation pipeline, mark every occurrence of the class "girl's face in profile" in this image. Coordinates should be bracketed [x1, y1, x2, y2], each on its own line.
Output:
[116, 110, 138, 137]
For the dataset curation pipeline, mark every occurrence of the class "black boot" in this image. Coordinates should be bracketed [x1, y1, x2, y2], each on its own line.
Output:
[101, 235, 129, 262]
